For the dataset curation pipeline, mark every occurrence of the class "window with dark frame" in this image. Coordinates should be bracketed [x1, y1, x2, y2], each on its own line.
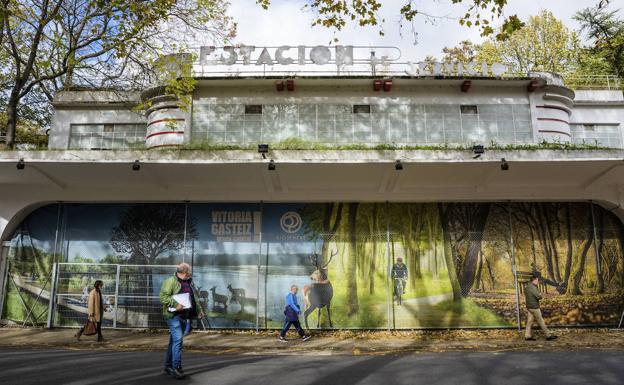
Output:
[245, 104, 263, 114]
[460, 105, 478, 114]
[353, 104, 371, 114]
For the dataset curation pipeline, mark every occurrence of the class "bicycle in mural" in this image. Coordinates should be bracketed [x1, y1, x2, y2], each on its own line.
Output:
[393, 278, 406, 306]
[2, 201, 624, 330]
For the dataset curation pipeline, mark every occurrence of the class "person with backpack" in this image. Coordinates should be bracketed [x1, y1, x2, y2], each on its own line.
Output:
[278, 285, 311, 342]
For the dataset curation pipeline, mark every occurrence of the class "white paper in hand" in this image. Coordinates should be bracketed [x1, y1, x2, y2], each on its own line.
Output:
[167, 293, 192, 312]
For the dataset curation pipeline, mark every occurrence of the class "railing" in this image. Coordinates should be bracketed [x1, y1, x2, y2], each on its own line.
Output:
[563, 75, 622, 90]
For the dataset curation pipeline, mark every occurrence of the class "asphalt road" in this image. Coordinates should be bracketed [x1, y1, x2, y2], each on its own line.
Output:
[2, 348, 623, 385]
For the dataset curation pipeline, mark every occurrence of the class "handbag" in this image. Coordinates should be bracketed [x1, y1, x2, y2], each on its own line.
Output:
[83, 320, 97, 336]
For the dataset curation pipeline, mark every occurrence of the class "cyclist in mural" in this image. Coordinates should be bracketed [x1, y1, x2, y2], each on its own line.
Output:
[525, 274, 558, 341]
[159, 263, 204, 380]
[279, 285, 312, 342]
[391, 257, 408, 305]
[75, 280, 106, 342]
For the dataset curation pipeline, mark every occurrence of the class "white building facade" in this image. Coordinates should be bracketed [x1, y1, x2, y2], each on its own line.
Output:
[1, 53, 624, 330]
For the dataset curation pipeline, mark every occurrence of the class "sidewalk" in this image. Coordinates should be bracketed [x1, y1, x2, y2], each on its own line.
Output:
[1, 327, 623, 356]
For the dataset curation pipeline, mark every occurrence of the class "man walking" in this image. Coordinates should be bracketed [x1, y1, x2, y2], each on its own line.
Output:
[160, 263, 204, 379]
[525, 274, 557, 341]
[279, 285, 311, 342]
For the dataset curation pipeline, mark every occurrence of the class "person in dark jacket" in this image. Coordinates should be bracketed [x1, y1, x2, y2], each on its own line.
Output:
[278, 285, 311, 342]
[75, 280, 106, 342]
[525, 274, 557, 341]
[391, 258, 408, 305]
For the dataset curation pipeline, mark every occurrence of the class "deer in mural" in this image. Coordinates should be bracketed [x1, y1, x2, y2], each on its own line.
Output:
[209, 286, 228, 311]
[303, 249, 337, 328]
[227, 284, 246, 304]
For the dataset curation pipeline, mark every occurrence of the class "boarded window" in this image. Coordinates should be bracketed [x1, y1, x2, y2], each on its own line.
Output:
[460, 105, 478, 114]
[245, 105, 263, 114]
[353, 105, 371, 114]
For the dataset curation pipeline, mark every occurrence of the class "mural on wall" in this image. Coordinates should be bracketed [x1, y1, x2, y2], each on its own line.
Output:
[2, 202, 623, 329]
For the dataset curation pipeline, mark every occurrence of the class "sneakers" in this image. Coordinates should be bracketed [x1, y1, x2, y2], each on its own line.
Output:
[278, 336, 287, 342]
[163, 367, 174, 376]
[170, 368, 185, 380]
[546, 335, 558, 341]
[301, 335, 311, 342]
[525, 337, 536, 341]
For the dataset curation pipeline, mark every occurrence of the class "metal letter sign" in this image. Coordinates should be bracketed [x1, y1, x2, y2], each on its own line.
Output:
[198, 45, 356, 66]
[196, 44, 509, 77]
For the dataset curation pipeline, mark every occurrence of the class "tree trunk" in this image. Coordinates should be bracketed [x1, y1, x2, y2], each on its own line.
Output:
[486, 258, 496, 290]
[5, 92, 20, 148]
[320, 203, 343, 267]
[474, 250, 484, 291]
[438, 203, 462, 302]
[458, 203, 491, 295]
[544, 205, 562, 282]
[563, 203, 573, 286]
[595, 208, 605, 293]
[346, 203, 359, 316]
[368, 204, 378, 295]
[567, 212, 594, 295]
[536, 204, 556, 281]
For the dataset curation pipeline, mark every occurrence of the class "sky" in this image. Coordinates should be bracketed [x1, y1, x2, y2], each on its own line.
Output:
[226, 0, 624, 61]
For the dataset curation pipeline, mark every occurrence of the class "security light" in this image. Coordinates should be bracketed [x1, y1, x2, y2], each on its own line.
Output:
[395, 160, 403, 171]
[258, 144, 269, 159]
[16, 158, 25, 170]
[472, 145, 484, 159]
[268, 159, 276, 171]
[132, 160, 140, 171]
[500, 158, 509, 171]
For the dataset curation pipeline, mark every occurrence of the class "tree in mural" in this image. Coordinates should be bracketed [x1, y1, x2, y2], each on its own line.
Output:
[438, 203, 491, 302]
[110, 205, 197, 265]
[346, 203, 359, 315]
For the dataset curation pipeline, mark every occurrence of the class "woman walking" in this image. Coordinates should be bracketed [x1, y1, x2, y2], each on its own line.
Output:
[75, 280, 106, 342]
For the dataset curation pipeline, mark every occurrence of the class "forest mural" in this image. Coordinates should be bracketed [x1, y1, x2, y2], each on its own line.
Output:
[2, 202, 623, 329]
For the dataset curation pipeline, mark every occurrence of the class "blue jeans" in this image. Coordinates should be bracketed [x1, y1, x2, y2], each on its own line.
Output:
[280, 320, 305, 338]
[165, 315, 185, 370]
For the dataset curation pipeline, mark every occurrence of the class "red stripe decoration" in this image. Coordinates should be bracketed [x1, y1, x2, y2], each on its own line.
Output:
[536, 105, 570, 114]
[537, 117, 569, 125]
[148, 144, 183, 150]
[147, 118, 185, 128]
[145, 131, 185, 140]
[538, 129, 572, 137]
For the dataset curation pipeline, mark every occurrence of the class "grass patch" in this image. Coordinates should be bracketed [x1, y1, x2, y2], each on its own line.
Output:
[392, 298, 511, 328]
[2, 286, 49, 326]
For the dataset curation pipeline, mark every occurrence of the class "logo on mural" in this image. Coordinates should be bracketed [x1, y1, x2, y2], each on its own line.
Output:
[280, 211, 303, 234]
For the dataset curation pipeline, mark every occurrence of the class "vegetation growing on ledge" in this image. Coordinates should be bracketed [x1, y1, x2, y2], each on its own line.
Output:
[175, 138, 618, 152]
[0, 138, 620, 152]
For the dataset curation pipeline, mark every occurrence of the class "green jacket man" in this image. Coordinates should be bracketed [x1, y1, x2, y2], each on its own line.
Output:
[159, 271, 203, 320]
[524, 274, 557, 341]
[159, 263, 205, 379]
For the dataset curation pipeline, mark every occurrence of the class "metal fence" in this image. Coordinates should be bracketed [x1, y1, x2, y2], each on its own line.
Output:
[52, 263, 178, 329]
[3, 202, 623, 331]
